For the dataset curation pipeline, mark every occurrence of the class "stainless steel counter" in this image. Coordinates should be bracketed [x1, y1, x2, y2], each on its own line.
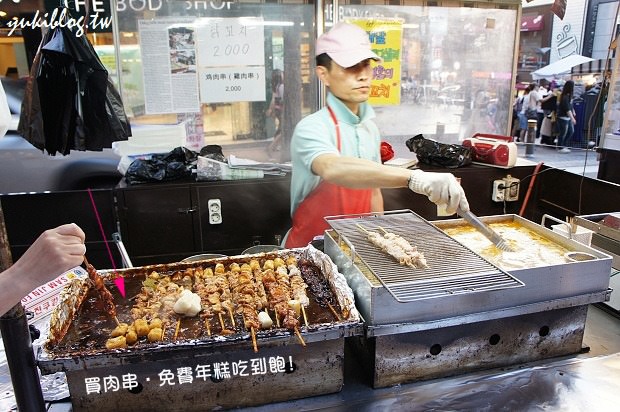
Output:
[3, 305, 620, 411]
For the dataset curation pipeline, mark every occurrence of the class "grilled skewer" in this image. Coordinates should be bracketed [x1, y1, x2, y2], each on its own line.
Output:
[84, 257, 118, 323]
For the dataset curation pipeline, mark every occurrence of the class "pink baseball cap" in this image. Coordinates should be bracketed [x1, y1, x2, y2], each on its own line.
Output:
[316, 22, 382, 68]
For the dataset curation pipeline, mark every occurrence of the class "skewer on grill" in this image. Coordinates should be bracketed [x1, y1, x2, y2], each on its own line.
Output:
[251, 327, 258, 352]
[357, 224, 428, 269]
[174, 318, 181, 340]
[83, 257, 120, 326]
[300, 305, 309, 328]
[228, 308, 236, 328]
[294, 327, 306, 347]
[327, 303, 342, 321]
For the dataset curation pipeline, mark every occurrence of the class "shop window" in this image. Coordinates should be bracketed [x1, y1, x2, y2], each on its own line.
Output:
[337, 4, 518, 144]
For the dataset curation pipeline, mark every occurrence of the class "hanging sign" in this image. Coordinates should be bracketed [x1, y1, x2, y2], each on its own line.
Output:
[349, 18, 403, 106]
[195, 17, 266, 103]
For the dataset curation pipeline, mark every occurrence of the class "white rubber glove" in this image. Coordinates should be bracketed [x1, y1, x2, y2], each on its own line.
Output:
[408, 170, 470, 215]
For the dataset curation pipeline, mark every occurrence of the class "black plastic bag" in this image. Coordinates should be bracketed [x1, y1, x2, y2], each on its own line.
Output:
[406, 134, 472, 168]
[18, 7, 130, 155]
[125, 147, 198, 184]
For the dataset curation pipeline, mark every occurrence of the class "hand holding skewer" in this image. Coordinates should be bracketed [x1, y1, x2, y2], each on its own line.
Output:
[83, 257, 119, 325]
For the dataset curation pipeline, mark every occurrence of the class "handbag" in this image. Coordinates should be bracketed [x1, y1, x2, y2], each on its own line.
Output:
[524, 93, 538, 120]
[525, 107, 537, 120]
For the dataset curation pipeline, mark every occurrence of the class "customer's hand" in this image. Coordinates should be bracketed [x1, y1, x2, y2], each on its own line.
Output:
[13, 223, 86, 286]
[408, 170, 470, 215]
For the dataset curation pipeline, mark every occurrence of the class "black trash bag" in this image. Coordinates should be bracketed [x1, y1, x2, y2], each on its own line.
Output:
[18, 7, 130, 155]
[199, 145, 226, 162]
[125, 147, 198, 184]
[406, 134, 472, 168]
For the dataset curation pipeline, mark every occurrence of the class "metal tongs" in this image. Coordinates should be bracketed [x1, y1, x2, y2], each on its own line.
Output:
[457, 207, 515, 252]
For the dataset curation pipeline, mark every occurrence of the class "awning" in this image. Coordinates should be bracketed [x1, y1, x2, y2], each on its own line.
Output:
[531, 55, 594, 80]
[521, 15, 544, 32]
[571, 58, 612, 75]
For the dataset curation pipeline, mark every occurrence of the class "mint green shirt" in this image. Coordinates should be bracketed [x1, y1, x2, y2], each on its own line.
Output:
[290, 92, 381, 216]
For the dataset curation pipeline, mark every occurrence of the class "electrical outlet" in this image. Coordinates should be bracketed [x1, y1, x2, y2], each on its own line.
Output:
[208, 199, 222, 224]
[492, 179, 505, 202]
[503, 175, 520, 202]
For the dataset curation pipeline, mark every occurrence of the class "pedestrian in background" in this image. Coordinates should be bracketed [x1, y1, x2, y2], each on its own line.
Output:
[518, 84, 535, 142]
[556, 80, 576, 153]
[539, 81, 560, 145]
[535, 81, 548, 141]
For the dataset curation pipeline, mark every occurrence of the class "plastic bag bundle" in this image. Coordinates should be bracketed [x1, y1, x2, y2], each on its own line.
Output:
[405, 134, 472, 168]
[125, 147, 197, 184]
[18, 7, 131, 155]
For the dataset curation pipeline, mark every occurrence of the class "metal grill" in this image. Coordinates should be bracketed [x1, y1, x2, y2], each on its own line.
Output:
[325, 210, 524, 302]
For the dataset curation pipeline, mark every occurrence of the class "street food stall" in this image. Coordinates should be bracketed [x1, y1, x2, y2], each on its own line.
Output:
[2, 0, 620, 410]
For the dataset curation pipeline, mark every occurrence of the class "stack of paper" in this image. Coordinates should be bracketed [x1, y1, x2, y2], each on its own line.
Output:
[384, 156, 418, 168]
[228, 155, 292, 176]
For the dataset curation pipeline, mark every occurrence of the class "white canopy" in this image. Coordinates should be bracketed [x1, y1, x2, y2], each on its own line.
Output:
[531, 55, 594, 80]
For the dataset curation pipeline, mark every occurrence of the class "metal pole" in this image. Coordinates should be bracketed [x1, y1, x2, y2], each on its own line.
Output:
[526, 119, 536, 157]
[110, 0, 123, 98]
[0, 202, 46, 412]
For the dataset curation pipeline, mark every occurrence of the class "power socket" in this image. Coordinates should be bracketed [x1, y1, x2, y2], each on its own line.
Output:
[208, 199, 222, 224]
[492, 180, 505, 202]
[503, 175, 520, 201]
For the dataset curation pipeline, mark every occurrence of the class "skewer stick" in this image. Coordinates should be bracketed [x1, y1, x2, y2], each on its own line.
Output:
[174, 318, 181, 340]
[251, 327, 258, 353]
[114, 316, 121, 326]
[355, 223, 370, 234]
[327, 303, 342, 321]
[378, 226, 388, 234]
[274, 309, 280, 328]
[294, 327, 306, 347]
[218, 312, 226, 330]
[300, 304, 309, 328]
[229, 308, 236, 328]
[205, 318, 211, 336]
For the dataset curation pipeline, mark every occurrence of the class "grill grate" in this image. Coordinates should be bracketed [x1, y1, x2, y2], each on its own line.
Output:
[326, 210, 524, 302]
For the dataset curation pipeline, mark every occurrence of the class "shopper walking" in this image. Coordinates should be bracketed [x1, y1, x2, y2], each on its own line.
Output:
[535, 82, 548, 141]
[556, 80, 576, 153]
[284, 22, 469, 247]
[518, 84, 536, 142]
[267, 69, 284, 155]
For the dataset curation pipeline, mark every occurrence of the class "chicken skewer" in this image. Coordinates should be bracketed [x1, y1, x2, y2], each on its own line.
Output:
[83, 257, 119, 325]
[261, 261, 305, 346]
[286, 258, 310, 328]
[357, 224, 428, 269]
[214, 263, 237, 331]
[228, 268, 260, 352]
[192, 267, 214, 336]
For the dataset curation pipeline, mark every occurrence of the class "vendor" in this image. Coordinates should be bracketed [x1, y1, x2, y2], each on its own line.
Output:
[285, 22, 470, 248]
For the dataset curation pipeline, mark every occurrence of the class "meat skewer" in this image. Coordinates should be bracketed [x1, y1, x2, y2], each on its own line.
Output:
[83, 257, 119, 325]
[261, 263, 305, 347]
[228, 268, 261, 352]
[357, 224, 428, 269]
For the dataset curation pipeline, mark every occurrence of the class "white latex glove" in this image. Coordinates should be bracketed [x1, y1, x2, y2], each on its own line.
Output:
[408, 170, 470, 215]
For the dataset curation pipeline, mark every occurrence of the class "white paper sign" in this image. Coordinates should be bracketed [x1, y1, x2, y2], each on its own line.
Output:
[196, 17, 265, 67]
[199, 66, 266, 103]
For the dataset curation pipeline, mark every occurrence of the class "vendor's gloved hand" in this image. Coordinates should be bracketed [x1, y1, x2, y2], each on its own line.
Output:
[408, 170, 470, 215]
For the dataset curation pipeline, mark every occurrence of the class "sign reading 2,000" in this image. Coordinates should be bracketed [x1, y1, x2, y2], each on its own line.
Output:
[226, 86, 242, 92]
[213, 44, 250, 57]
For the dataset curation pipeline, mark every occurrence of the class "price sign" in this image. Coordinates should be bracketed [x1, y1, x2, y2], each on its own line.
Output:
[199, 67, 266, 103]
[196, 17, 265, 67]
[196, 16, 266, 103]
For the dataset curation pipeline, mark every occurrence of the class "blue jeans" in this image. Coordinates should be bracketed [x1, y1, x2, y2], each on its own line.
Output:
[556, 117, 574, 148]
